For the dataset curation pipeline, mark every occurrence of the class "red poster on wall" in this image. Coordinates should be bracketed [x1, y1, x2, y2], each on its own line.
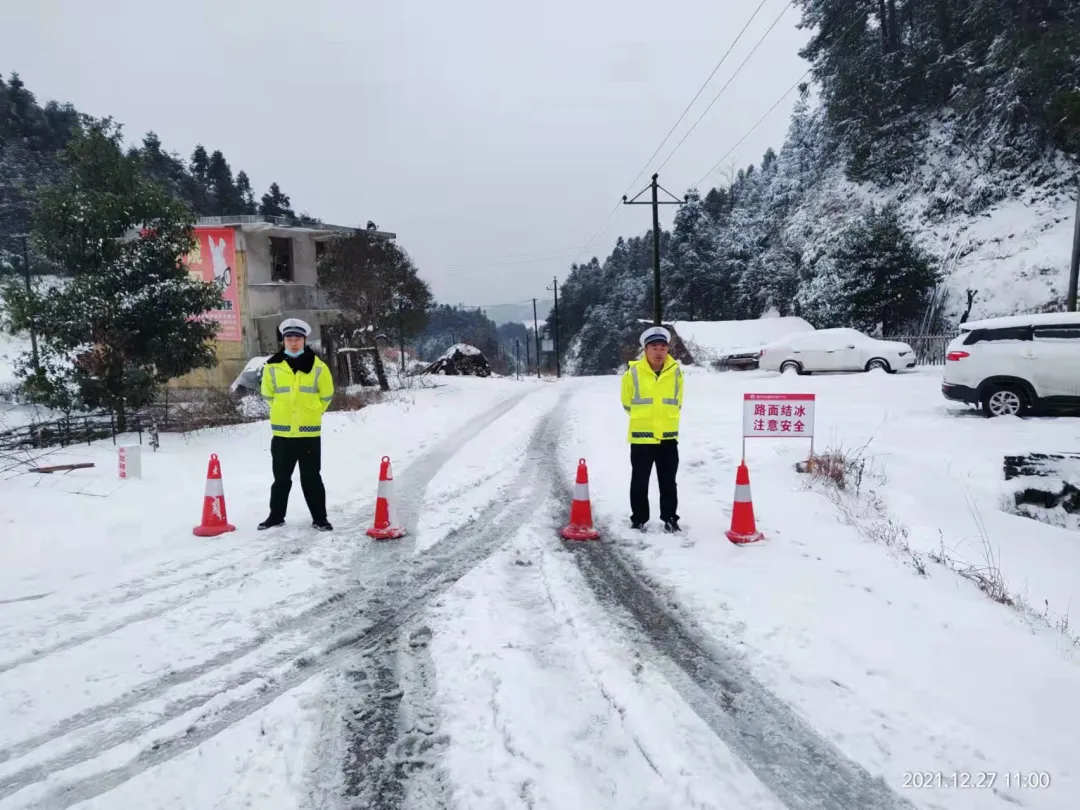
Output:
[185, 228, 242, 342]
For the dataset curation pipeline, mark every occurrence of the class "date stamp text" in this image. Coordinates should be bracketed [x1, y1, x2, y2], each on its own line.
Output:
[903, 771, 1051, 790]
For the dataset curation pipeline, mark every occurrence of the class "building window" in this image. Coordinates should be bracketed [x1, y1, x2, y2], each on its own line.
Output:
[315, 240, 326, 264]
[270, 237, 293, 282]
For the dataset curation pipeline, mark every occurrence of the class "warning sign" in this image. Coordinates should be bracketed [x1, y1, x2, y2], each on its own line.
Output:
[742, 393, 816, 438]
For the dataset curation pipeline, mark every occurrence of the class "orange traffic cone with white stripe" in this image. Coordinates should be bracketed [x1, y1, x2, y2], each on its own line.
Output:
[367, 456, 406, 539]
[193, 453, 237, 537]
[725, 461, 764, 545]
[562, 458, 600, 541]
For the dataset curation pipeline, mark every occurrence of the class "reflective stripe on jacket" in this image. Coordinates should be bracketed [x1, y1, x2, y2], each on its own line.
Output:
[261, 351, 334, 438]
[620, 355, 683, 444]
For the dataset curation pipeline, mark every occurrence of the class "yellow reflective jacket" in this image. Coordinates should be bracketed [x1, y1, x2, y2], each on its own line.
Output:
[620, 355, 683, 444]
[260, 349, 334, 438]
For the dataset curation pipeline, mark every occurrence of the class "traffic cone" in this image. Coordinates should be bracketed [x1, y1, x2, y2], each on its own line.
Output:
[562, 458, 600, 541]
[367, 456, 406, 539]
[193, 453, 236, 537]
[725, 462, 764, 545]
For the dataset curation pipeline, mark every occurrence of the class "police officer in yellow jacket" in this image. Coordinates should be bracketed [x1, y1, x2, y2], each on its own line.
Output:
[258, 318, 335, 532]
[621, 325, 684, 532]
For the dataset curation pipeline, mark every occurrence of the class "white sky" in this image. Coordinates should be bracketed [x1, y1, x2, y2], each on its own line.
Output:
[1, 0, 811, 309]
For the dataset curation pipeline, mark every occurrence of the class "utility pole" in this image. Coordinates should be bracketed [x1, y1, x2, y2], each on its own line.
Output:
[1068, 182, 1080, 312]
[623, 173, 686, 325]
[532, 298, 541, 379]
[547, 277, 561, 378]
[397, 304, 406, 373]
[525, 331, 531, 376]
[20, 235, 39, 371]
[515, 339, 521, 380]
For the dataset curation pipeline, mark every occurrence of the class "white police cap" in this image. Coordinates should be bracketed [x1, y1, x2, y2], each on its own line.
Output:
[640, 325, 671, 348]
[279, 318, 312, 338]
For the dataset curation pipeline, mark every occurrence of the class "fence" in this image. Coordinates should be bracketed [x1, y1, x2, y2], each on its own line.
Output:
[0, 412, 147, 454]
[887, 333, 959, 366]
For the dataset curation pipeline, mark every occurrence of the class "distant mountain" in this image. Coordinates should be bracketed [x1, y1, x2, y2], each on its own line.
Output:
[480, 300, 553, 326]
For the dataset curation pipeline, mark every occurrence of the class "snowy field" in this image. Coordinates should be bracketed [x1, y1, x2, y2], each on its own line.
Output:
[0, 369, 1077, 809]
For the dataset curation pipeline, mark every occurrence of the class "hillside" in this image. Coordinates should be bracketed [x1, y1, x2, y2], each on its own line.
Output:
[551, 0, 1080, 375]
[0, 72, 313, 273]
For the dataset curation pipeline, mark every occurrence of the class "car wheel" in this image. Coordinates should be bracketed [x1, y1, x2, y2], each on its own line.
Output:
[981, 384, 1027, 418]
[780, 360, 803, 375]
[866, 358, 891, 372]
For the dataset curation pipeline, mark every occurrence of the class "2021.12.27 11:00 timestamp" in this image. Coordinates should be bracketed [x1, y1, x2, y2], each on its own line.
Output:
[903, 771, 1052, 790]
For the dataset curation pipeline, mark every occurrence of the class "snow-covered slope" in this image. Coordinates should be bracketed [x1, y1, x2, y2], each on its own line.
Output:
[785, 121, 1078, 325]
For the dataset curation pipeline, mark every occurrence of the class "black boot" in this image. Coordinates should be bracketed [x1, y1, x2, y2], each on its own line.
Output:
[258, 516, 285, 531]
[312, 518, 333, 532]
[630, 519, 647, 532]
[663, 518, 681, 533]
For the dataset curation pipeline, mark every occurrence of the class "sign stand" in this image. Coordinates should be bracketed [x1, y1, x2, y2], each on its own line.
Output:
[741, 393, 817, 469]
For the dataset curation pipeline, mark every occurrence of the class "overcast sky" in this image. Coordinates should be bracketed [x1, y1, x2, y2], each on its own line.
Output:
[2, 0, 811, 309]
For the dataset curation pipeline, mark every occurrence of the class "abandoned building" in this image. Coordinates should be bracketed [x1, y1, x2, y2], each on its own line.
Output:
[170, 215, 396, 391]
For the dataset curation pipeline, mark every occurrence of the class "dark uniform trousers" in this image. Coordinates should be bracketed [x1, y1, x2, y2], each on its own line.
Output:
[630, 439, 679, 524]
[269, 436, 327, 522]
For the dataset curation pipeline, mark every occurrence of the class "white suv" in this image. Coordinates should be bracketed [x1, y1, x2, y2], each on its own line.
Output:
[942, 312, 1080, 417]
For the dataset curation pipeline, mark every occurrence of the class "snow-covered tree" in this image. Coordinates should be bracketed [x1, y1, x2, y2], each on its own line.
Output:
[1, 117, 224, 427]
[831, 202, 941, 334]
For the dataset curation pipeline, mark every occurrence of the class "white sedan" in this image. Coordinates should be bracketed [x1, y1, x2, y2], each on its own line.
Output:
[757, 328, 916, 375]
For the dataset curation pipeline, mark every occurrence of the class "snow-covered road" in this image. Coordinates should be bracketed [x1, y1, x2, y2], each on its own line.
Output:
[1, 371, 1077, 808]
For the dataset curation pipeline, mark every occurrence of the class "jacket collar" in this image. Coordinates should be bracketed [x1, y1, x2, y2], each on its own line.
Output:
[268, 346, 317, 374]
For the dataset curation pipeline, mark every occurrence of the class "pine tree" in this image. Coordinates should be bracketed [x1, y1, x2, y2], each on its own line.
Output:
[1, 117, 224, 428]
[206, 150, 243, 215]
[832, 202, 941, 334]
[259, 182, 296, 220]
[235, 171, 257, 214]
[135, 132, 187, 200]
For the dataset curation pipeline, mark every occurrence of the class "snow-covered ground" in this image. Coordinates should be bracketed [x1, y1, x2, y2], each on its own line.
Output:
[1, 368, 1078, 809]
[0, 327, 30, 395]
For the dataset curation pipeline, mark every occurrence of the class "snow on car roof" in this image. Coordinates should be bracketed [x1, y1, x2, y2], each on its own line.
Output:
[960, 311, 1080, 331]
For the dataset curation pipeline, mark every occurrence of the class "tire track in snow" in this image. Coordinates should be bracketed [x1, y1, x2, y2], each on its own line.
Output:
[0, 390, 532, 680]
[330, 398, 567, 810]
[4, 392, 561, 810]
[335, 621, 448, 810]
[549, 476, 916, 810]
[0, 535, 314, 678]
[0, 391, 535, 784]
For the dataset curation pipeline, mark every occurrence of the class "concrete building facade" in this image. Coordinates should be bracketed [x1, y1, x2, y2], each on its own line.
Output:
[170, 215, 395, 391]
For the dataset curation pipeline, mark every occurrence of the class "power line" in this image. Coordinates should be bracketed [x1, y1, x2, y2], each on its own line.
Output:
[444, 245, 587, 268]
[457, 298, 537, 310]
[445, 252, 588, 273]
[619, 0, 775, 201]
[655, 0, 795, 174]
[695, 71, 809, 188]
[568, 0, 774, 268]
[572, 198, 625, 267]
[693, 9, 868, 189]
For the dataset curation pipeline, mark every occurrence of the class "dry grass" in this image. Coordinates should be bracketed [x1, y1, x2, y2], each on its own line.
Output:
[326, 387, 381, 412]
[387, 369, 437, 391]
[806, 441, 1078, 647]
